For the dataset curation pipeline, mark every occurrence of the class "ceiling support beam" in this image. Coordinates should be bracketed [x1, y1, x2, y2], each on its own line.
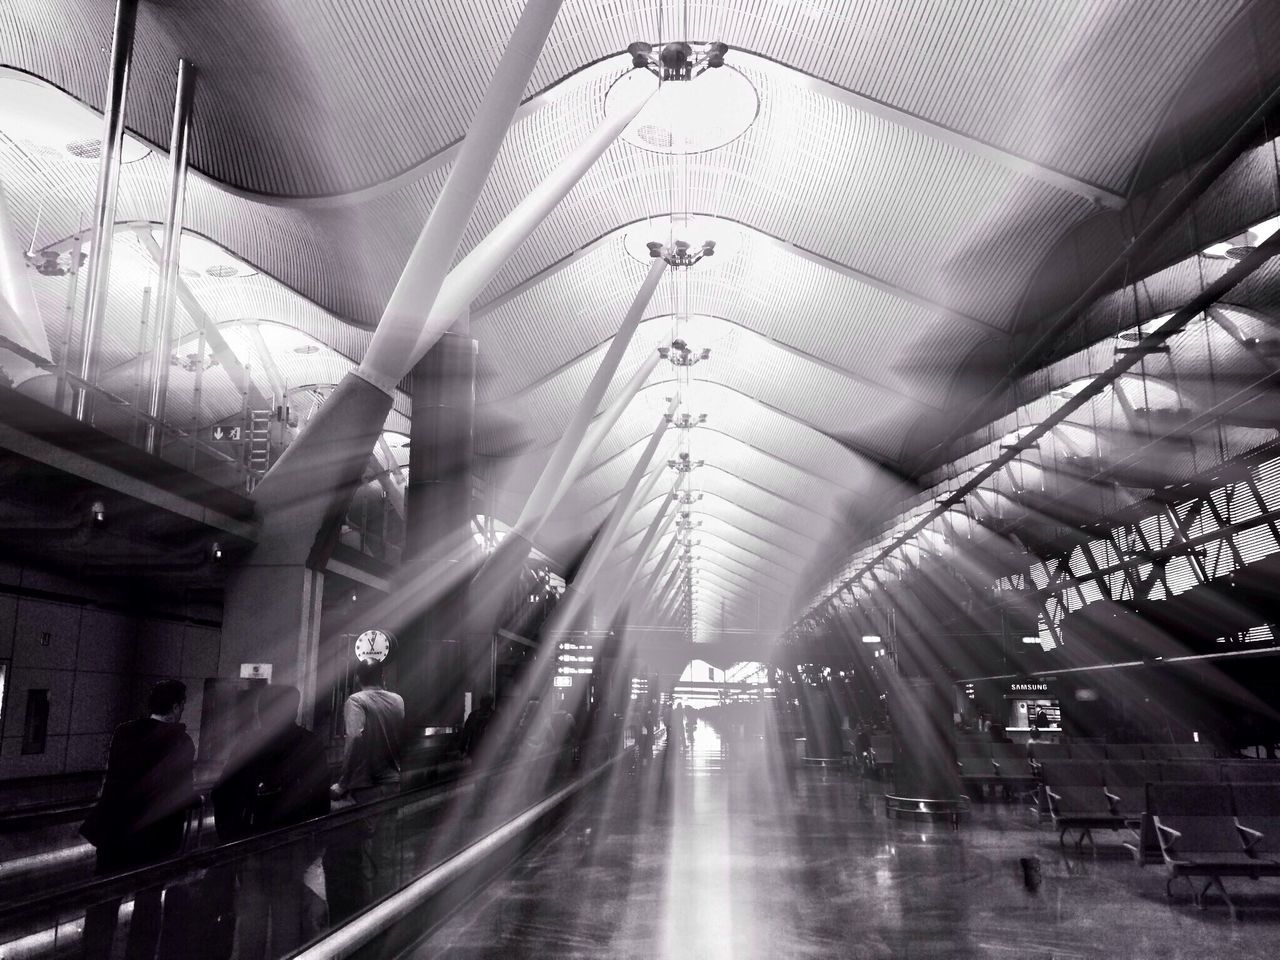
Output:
[474, 214, 994, 334]
[135, 228, 268, 410]
[807, 225, 1280, 627]
[492, 312, 943, 412]
[783, 63, 1126, 209]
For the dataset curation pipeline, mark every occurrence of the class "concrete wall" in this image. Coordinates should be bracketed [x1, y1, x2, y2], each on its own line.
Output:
[0, 562, 221, 780]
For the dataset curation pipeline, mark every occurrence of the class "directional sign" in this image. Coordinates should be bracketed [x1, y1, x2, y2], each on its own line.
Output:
[209, 424, 244, 442]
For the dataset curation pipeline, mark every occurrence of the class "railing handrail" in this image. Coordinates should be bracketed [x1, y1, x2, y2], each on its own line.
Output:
[0, 737, 610, 927]
[290, 748, 625, 960]
[0, 333, 238, 465]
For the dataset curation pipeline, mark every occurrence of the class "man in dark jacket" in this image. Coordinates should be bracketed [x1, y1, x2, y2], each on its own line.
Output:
[81, 679, 196, 960]
[215, 684, 330, 959]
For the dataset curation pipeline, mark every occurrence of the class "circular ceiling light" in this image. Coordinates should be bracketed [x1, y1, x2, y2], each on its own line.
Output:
[293, 344, 321, 355]
[0, 76, 151, 164]
[604, 64, 759, 155]
[622, 214, 744, 269]
[176, 233, 258, 279]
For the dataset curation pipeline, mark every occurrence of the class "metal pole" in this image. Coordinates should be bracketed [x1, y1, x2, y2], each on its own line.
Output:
[55, 230, 84, 413]
[74, 0, 139, 422]
[146, 58, 196, 452]
[130, 285, 151, 445]
[190, 323, 206, 469]
[598, 490, 677, 625]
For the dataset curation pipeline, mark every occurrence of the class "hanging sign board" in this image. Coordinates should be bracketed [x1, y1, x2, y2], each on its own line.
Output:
[209, 425, 244, 442]
[240, 663, 273, 682]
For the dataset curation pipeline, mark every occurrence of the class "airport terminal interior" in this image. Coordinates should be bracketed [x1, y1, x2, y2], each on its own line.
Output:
[7, 0, 1280, 957]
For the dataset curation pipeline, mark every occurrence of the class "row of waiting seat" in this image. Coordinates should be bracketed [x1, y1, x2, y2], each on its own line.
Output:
[1039, 759, 1280, 917]
[1041, 760, 1280, 846]
[953, 742, 1217, 795]
[1025, 741, 1216, 762]
[1144, 781, 1280, 919]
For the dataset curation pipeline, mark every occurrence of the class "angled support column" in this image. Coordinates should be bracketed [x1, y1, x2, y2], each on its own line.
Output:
[357, 0, 565, 392]
[515, 260, 667, 539]
[538, 396, 680, 649]
[597, 489, 677, 626]
[406, 75, 659, 366]
[222, 0, 560, 721]
[638, 530, 680, 601]
[552, 350, 662, 507]
[468, 262, 666, 614]
[572, 396, 680, 594]
[0, 182, 50, 385]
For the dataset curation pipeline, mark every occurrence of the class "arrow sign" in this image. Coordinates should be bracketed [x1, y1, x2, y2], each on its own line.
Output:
[209, 425, 243, 442]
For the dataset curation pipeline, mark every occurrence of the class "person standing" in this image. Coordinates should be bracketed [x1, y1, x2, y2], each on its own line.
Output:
[460, 694, 497, 761]
[80, 680, 197, 960]
[329, 659, 404, 915]
[214, 684, 329, 959]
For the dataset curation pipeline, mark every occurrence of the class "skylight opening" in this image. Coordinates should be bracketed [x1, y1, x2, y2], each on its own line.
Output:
[604, 63, 760, 155]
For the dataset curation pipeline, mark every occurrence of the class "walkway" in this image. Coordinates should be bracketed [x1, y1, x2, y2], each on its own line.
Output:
[414, 723, 1280, 960]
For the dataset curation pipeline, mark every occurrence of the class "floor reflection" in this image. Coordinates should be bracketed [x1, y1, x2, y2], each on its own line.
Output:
[412, 723, 1280, 960]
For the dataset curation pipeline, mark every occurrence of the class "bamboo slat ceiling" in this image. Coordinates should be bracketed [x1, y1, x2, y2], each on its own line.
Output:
[0, 0, 1265, 638]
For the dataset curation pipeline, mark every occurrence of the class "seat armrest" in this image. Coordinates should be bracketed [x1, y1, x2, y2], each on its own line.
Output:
[1103, 788, 1121, 815]
[1237, 822, 1264, 854]
[1154, 819, 1181, 855]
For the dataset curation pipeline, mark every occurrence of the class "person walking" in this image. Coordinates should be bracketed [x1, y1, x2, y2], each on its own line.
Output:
[80, 680, 197, 960]
[328, 659, 404, 916]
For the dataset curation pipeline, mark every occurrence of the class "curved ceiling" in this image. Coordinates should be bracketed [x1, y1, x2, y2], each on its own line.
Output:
[0, 0, 1265, 642]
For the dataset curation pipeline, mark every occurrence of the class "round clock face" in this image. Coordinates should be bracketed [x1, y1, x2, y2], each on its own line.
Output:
[353, 629, 391, 663]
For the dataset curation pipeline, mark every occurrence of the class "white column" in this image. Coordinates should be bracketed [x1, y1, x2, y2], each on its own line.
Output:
[552, 349, 662, 507]
[513, 259, 666, 538]
[356, 0, 565, 395]
[406, 74, 659, 367]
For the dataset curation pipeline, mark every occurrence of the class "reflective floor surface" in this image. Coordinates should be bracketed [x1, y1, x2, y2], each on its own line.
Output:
[413, 723, 1280, 960]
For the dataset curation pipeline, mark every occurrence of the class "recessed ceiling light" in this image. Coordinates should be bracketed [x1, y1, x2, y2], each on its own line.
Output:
[293, 344, 320, 355]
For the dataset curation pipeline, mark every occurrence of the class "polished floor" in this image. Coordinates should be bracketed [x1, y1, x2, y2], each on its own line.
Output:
[414, 723, 1280, 960]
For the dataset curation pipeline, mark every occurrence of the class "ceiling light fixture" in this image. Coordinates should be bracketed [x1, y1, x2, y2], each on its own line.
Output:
[605, 42, 759, 155]
[658, 339, 711, 366]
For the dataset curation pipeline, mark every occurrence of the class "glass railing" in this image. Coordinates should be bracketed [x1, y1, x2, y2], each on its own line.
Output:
[0, 731, 624, 960]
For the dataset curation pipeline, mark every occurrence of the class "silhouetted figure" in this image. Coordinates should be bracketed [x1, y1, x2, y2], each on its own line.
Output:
[214, 685, 329, 959]
[637, 704, 657, 762]
[461, 695, 497, 760]
[81, 680, 196, 960]
[328, 659, 404, 918]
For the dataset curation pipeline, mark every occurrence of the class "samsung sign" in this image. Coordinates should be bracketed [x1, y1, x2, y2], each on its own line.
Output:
[1009, 682, 1049, 694]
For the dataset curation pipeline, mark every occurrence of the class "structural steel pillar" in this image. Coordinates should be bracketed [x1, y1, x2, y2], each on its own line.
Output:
[403, 317, 476, 730]
[147, 58, 196, 452]
[220, 0, 561, 721]
[74, 0, 138, 422]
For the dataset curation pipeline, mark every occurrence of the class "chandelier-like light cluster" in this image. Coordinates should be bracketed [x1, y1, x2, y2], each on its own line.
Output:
[604, 42, 759, 155]
[659, 339, 711, 366]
